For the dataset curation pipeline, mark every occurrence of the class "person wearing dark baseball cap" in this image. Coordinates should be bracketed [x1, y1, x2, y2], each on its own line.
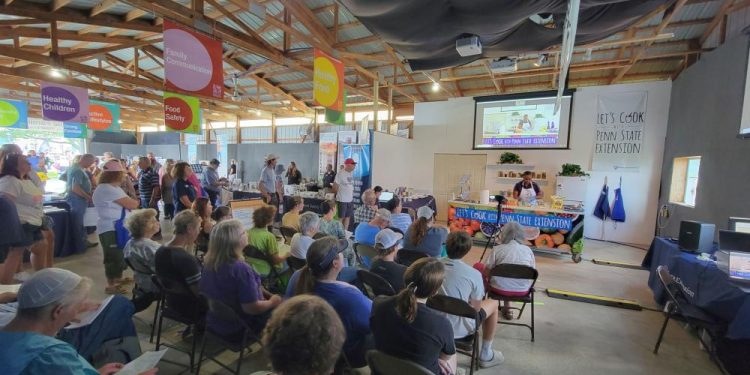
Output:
[332, 158, 357, 230]
[289, 236, 373, 368]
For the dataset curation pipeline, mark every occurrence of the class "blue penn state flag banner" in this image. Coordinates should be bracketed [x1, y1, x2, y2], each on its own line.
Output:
[454, 206, 573, 231]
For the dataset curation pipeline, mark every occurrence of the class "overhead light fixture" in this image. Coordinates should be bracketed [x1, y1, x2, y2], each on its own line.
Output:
[431, 82, 440, 92]
[118, 120, 123, 124]
[50, 68, 63, 78]
[256, 109, 262, 116]
[455, 34, 482, 57]
[534, 53, 548, 67]
[584, 48, 593, 61]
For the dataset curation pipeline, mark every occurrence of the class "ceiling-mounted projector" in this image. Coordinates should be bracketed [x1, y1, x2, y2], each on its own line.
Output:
[489, 58, 517, 73]
[456, 35, 482, 57]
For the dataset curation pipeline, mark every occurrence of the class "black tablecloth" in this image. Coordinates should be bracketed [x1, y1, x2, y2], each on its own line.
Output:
[643, 237, 750, 339]
[44, 205, 78, 258]
[378, 195, 436, 213]
[231, 191, 263, 200]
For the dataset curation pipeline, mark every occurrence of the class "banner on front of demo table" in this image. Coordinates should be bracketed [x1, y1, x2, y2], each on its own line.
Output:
[454, 207, 573, 231]
[313, 49, 344, 112]
[63, 122, 87, 138]
[592, 91, 647, 173]
[163, 91, 201, 134]
[41, 82, 89, 123]
[0, 98, 28, 129]
[87, 100, 120, 132]
[163, 20, 224, 99]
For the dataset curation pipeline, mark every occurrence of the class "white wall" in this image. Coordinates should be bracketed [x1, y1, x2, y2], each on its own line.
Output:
[402, 81, 672, 246]
[371, 131, 414, 191]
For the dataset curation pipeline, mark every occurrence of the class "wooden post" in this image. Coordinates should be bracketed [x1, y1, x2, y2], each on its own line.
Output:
[387, 85, 393, 134]
[271, 114, 277, 143]
[373, 73, 379, 132]
[236, 114, 241, 144]
[50, 21, 58, 57]
[206, 121, 212, 144]
[333, 4, 339, 43]
[314, 108, 320, 142]
[134, 48, 139, 78]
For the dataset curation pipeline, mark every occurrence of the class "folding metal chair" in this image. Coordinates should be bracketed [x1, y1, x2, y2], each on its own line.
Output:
[243, 244, 286, 293]
[357, 269, 396, 299]
[653, 266, 728, 374]
[123, 258, 159, 343]
[366, 350, 433, 375]
[196, 297, 262, 375]
[396, 249, 428, 267]
[287, 256, 307, 271]
[427, 295, 480, 375]
[353, 242, 378, 267]
[313, 232, 328, 240]
[487, 264, 538, 341]
[279, 225, 298, 244]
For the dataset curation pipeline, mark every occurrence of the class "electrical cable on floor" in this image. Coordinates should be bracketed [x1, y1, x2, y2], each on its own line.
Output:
[584, 237, 648, 251]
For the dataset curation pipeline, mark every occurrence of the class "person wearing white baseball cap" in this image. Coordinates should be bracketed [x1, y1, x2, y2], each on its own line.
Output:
[370, 228, 407, 291]
[404, 205, 448, 257]
[0, 268, 153, 375]
[259, 153, 280, 206]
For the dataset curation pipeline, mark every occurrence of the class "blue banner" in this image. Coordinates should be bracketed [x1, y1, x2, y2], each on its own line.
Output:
[0, 98, 28, 129]
[454, 206, 573, 231]
[63, 122, 87, 138]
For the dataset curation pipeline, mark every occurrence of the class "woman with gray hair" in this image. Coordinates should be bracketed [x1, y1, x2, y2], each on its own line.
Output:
[289, 211, 320, 260]
[123, 208, 161, 310]
[480, 221, 536, 320]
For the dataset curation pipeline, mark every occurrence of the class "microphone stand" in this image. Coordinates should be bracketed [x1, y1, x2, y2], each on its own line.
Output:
[479, 195, 505, 262]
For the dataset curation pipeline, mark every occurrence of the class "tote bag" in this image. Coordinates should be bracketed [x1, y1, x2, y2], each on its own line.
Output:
[114, 208, 131, 248]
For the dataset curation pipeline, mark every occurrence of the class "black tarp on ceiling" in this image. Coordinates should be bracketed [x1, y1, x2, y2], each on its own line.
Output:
[338, 0, 673, 71]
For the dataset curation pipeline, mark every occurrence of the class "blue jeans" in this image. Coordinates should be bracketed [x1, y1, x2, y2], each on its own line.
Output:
[66, 194, 88, 253]
[57, 295, 137, 361]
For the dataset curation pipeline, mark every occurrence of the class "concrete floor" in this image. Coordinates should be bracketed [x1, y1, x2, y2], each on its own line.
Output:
[51, 224, 722, 375]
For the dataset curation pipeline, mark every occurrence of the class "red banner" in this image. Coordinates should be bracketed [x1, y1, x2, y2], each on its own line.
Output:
[313, 49, 344, 112]
[163, 20, 224, 99]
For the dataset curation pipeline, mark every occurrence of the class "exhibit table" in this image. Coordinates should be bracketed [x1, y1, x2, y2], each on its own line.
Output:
[642, 237, 750, 340]
[381, 195, 437, 214]
[232, 190, 263, 200]
[447, 200, 584, 262]
[42, 204, 77, 258]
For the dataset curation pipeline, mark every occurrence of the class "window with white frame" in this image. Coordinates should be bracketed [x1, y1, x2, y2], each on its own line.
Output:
[669, 156, 701, 207]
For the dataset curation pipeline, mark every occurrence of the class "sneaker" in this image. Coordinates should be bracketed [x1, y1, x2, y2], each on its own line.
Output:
[502, 307, 514, 320]
[479, 350, 505, 368]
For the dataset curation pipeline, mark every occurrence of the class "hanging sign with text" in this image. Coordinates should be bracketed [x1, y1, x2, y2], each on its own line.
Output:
[163, 20, 224, 99]
[313, 49, 344, 112]
[88, 100, 120, 132]
[63, 122, 87, 138]
[164, 91, 201, 134]
[0, 98, 28, 129]
[592, 91, 647, 172]
[41, 82, 89, 123]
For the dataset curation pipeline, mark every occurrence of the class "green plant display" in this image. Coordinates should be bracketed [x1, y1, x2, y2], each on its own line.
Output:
[499, 152, 522, 164]
[558, 163, 589, 176]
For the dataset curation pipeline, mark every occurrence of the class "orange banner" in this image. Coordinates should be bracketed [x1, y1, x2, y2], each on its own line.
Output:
[313, 49, 344, 112]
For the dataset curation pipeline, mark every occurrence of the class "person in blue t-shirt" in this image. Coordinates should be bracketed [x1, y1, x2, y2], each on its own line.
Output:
[354, 208, 392, 266]
[289, 237, 373, 368]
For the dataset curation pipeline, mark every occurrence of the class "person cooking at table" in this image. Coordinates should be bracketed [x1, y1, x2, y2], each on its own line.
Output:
[512, 171, 543, 205]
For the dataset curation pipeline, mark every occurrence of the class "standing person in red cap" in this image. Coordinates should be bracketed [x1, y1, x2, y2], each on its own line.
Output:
[333, 158, 356, 231]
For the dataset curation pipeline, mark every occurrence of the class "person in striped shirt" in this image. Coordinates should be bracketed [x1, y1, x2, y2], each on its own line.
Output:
[385, 196, 412, 235]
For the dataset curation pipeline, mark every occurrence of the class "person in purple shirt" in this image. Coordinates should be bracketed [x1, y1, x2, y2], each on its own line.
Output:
[200, 219, 282, 338]
[289, 237, 373, 368]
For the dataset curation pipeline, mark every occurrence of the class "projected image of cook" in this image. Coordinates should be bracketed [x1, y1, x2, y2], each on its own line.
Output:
[517, 114, 533, 131]
[513, 171, 543, 205]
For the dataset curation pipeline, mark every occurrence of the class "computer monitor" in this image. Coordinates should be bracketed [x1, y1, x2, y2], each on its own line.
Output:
[730, 252, 750, 281]
[729, 217, 750, 234]
[378, 191, 394, 202]
[719, 230, 750, 252]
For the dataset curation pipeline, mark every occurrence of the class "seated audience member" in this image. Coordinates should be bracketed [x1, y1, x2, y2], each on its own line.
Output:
[257, 295, 345, 375]
[480, 222, 536, 320]
[370, 229, 407, 291]
[201, 220, 282, 338]
[0, 153, 48, 284]
[386, 197, 412, 234]
[354, 208, 391, 246]
[373, 186, 383, 201]
[289, 212, 320, 261]
[290, 237, 372, 368]
[281, 196, 304, 232]
[353, 189, 378, 224]
[246, 205, 289, 278]
[0, 268, 155, 375]
[192, 197, 214, 256]
[370, 258, 457, 375]
[404, 206, 448, 257]
[123, 208, 162, 310]
[319, 200, 346, 239]
[211, 206, 233, 223]
[440, 232, 504, 368]
[155, 210, 205, 317]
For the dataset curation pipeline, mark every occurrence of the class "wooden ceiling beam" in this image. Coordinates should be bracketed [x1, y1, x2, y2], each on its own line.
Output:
[51, 0, 72, 12]
[334, 35, 379, 49]
[90, 0, 119, 17]
[699, 0, 735, 45]
[0, 1, 159, 32]
[0, 17, 46, 26]
[63, 38, 162, 61]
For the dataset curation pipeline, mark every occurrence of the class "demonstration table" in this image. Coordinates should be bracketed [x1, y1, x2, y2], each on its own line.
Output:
[447, 201, 584, 262]
[382, 195, 437, 214]
[642, 237, 750, 340]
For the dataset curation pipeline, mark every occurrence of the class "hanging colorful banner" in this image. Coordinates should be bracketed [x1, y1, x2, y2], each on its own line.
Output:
[163, 20, 224, 99]
[0, 98, 28, 129]
[63, 122, 87, 138]
[313, 49, 344, 112]
[164, 91, 201, 134]
[41, 82, 89, 123]
[318, 132, 338, 179]
[87, 100, 120, 132]
[325, 89, 347, 125]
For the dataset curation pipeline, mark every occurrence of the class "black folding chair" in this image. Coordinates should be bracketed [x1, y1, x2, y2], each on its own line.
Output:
[653, 266, 728, 374]
[287, 256, 306, 271]
[196, 297, 262, 375]
[427, 295, 480, 375]
[243, 245, 286, 294]
[279, 225, 298, 244]
[357, 269, 396, 299]
[152, 274, 206, 371]
[396, 249, 428, 267]
[353, 243, 378, 267]
[123, 258, 159, 342]
[313, 232, 328, 240]
[487, 264, 538, 341]
[366, 350, 432, 375]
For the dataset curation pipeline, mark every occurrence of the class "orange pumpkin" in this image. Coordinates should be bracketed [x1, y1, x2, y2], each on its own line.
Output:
[534, 234, 554, 248]
[470, 220, 481, 231]
[448, 207, 456, 220]
[551, 233, 565, 245]
[464, 227, 475, 236]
